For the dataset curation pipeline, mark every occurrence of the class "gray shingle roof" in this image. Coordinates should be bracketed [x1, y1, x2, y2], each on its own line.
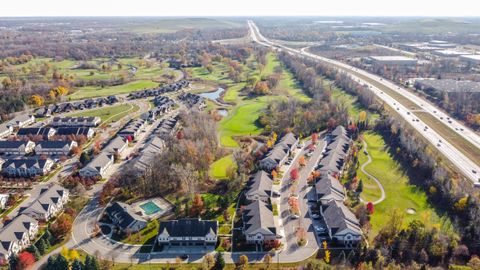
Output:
[322, 200, 361, 236]
[315, 174, 345, 202]
[159, 218, 217, 237]
[243, 201, 276, 235]
[245, 171, 273, 199]
[105, 202, 145, 230]
[0, 214, 37, 256]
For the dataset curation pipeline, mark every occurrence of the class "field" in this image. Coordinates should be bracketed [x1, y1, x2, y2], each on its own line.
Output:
[125, 18, 244, 33]
[68, 103, 139, 124]
[69, 80, 159, 100]
[209, 154, 237, 180]
[357, 132, 453, 238]
[191, 52, 308, 148]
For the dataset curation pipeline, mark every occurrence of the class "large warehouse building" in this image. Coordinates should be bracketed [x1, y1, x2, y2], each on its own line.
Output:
[368, 56, 418, 67]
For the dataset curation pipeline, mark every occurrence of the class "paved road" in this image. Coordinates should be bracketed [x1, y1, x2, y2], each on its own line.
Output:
[248, 20, 480, 184]
[359, 141, 385, 205]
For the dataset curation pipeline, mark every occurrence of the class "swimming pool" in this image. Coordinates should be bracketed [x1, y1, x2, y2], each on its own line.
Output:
[139, 201, 162, 215]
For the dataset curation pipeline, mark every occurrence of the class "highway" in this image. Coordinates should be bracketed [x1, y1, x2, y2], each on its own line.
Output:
[247, 20, 480, 184]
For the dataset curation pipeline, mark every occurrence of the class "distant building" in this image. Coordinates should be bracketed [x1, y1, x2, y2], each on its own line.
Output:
[35, 141, 77, 156]
[368, 56, 418, 67]
[259, 133, 298, 172]
[104, 136, 128, 155]
[17, 127, 57, 140]
[0, 124, 13, 139]
[0, 140, 36, 155]
[157, 218, 218, 247]
[2, 158, 54, 177]
[315, 174, 346, 203]
[460, 54, 480, 64]
[55, 127, 95, 140]
[50, 116, 101, 127]
[79, 152, 114, 178]
[105, 202, 147, 233]
[318, 126, 351, 177]
[432, 50, 470, 57]
[8, 115, 35, 128]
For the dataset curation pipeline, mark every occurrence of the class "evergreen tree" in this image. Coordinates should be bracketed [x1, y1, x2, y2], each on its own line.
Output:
[72, 258, 85, 270]
[45, 256, 56, 270]
[43, 229, 54, 245]
[357, 179, 363, 193]
[80, 152, 90, 165]
[8, 255, 18, 270]
[85, 255, 100, 270]
[37, 238, 48, 255]
[54, 254, 69, 270]
[214, 252, 225, 270]
[26, 244, 41, 260]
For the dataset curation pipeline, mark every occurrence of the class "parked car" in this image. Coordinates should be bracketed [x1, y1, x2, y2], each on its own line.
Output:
[311, 213, 320, 219]
[314, 225, 325, 232]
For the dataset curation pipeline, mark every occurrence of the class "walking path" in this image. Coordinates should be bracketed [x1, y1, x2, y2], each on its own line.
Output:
[360, 140, 386, 205]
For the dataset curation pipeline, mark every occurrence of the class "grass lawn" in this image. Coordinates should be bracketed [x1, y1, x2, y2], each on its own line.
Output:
[114, 219, 159, 246]
[68, 103, 139, 124]
[191, 52, 308, 148]
[358, 131, 454, 238]
[209, 154, 237, 180]
[331, 82, 380, 122]
[69, 80, 159, 100]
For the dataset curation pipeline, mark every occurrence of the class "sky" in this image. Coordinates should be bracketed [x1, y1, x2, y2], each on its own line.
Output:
[1, 0, 479, 17]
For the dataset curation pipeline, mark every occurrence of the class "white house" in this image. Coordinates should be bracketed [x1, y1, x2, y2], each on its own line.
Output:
[0, 124, 13, 139]
[21, 183, 69, 221]
[242, 200, 279, 245]
[0, 140, 36, 155]
[2, 158, 54, 177]
[8, 115, 35, 128]
[35, 140, 77, 156]
[320, 200, 362, 247]
[157, 218, 218, 247]
[0, 214, 39, 261]
[0, 194, 8, 210]
[79, 152, 114, 178]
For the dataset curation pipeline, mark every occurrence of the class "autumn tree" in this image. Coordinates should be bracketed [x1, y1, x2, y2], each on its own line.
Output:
[311, 133, 318, 144]
[238, 255, 249, 269]
[29, 95, 44, 106]
[253, 81, 270, 95]
[50, 214, 73, 240]
[263, 254, 272, 269]
[290, 168, 299, 182]
[298, 156, 306, 166]
[17, 251, 35, 270]
[190, 194, 204, 217]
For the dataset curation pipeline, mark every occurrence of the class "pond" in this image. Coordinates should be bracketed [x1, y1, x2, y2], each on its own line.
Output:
[199, 88, 224, 100]
[217, 109, 228, 117]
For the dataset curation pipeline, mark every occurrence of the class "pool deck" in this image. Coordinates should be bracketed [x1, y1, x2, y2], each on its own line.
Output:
[131, 197, 173, 221]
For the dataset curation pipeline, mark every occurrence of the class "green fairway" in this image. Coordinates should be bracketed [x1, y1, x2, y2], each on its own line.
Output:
[68, 103, 139, 124]
[209, 154, 237, 180]
[357, 132, 453, 238]
[190, 52, 309, 147]
[69, 80, 159, 99]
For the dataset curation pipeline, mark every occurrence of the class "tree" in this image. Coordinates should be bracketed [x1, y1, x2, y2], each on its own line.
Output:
[238, 255, 249, 268]
[50, 214, 73, 240]
[72, 259, 85, 270]
[26, 245, 41, 260]
[263, 254, 272, 269]
[202, 254, 215, 270]
[79, 152, 90, 165]
[311, 133, 318, 144]
[29, 95, 44, 106]
[299, 156, 306, 166]
[53, 254, 68, 270]
[85, 255, 100, 270]
[366, 202, 374, 214]
[290, 168, 299, 182]
[359, 111, 367, 122]
[37, 238, 48, 255]
[17, 251, 35, 270]
[190, 194, 204, 217]
[214, 252, 225, 270]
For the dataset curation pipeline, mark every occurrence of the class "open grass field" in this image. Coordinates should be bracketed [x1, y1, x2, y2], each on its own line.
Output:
[69, 103, 139, 124]
[125, 18, 244, 34]
[331, 83, 380, 121]
[209, 154, 237, 180]
[357, 132, 454, 238]
[69, 80, 159, 99]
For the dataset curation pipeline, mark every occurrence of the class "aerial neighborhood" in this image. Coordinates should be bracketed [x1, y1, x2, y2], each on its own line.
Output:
[0, 14, 479, 270]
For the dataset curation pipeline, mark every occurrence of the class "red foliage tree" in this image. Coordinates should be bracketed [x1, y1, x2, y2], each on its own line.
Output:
[290, 168, 299, 181]
[311, 133, 318, 144]
[190, 194, 204, 217]
[50, 214, 73, 240]
[17, 251, 35, 269]
[366, 202, 374, 214]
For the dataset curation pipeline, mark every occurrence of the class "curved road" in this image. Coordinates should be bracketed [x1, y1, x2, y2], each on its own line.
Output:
[359, 141, 385, 205]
